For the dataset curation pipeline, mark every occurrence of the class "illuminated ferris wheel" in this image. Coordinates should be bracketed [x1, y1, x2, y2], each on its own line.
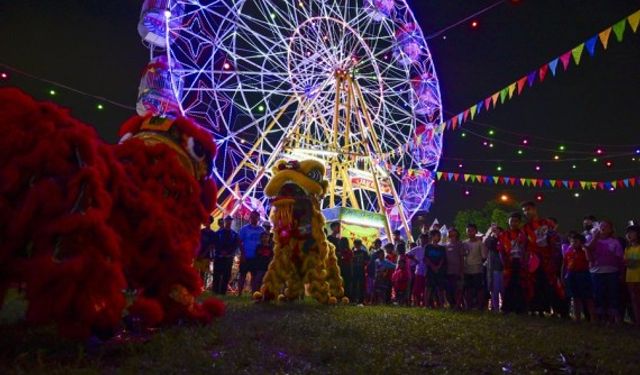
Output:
[139, 0, 443, 236]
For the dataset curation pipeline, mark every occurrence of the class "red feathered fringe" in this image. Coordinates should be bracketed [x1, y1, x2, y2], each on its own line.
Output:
[0, 88, 224, 339]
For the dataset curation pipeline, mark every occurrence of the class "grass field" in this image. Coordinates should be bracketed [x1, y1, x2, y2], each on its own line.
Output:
[1, 290, 639, 374]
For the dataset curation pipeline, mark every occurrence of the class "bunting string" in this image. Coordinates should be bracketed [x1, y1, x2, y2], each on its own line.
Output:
[435, 170, 639, 191]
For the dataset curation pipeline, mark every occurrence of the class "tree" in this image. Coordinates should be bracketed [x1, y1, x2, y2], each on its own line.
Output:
[453, 201, 517, 239]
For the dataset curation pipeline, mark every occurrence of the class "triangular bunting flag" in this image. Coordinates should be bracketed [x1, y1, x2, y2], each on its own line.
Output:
[470, 105, 477, 120]
[539, 64, 549, 82]
[612, 19, 626, 42]
[491, 92, 500, 107]
[623, 179, 630, 187]
[499, 176, 505, 184]
[629, 10, 640, 33]
[560, 51, 572, 70]
[585, 36, 598, 56]
[630, 178, 636, 187]
[457, 112, 464, 126]
[463, 174, 470, 182]
[509, 178, 516, 186]
[580, 181, 587, 189]
[453, 173, 460, 181]
[499, 87, 508, 104]
[480, 175, 488, 183]
[568, 180, 575, 189]
[447, 172, 454, 181]
[504, 177, 510, 184]
[476, 101, 483, 115]
[463, 108, 470, 121]
[599, 27, 612, 49]
[591, 182, 598, 189]
[508, 82, 517, 99]
[549, 179, 556, 187]
[451, 116, 458, 129]
[612, 180, 618, 188]
[572, 43, 585, 65]
[527, 71, 537, 87]
[493, 176, 499, 184]
[598, 182, 605, 190]
[517, 76, 527, 94]
[436, 172, 443, 180]
[484, 97, 492, 110]
[548, 58, 559, 76]
[520, 178, 526, 186]
[562, 180, 569, 188]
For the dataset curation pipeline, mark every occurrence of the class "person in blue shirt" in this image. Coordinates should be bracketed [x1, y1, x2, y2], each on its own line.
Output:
[238, 210, 265, 295]
[212, 216, 240, 295]
[425, 230, 447, 308]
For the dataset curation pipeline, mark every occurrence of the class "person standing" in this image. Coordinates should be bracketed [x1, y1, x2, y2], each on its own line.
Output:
[485, 224, 504, 312]
[212, 216, 240, 295]
[238, 211, 265, 295]
[562, 232, 595, 321]
[445, 229, 464, 309]
[408, 234, 428, 307]
[424, 230, 447, 308]
[254, 233, 274, 291]
[351, 239, 370, 305]
[499, 213, 529, 314]
[521, 201, 561, 316]
[197, 216, 217, 286]
[586, 220, 625, 323]
[328, 222, 352, 300]
[624, 225, 640, 325]
[463, 224, 488, 310]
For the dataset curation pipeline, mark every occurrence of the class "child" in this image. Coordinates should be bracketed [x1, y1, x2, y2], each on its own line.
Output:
[351, 239, 370, 305]
[254, 233, 274, 289]
[392, 258, 410, 305]
[374, 249, 396, 304]
[624, 225, 640, 325]
[424, 230, 447, 308]
[562, 233, 595, 322]
[366, 249, 378, 304]
[408, 234, 428, 307]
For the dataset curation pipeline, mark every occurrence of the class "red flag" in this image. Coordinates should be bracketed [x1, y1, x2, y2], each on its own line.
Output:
[517, 76, 527, 95]
[484, 97, 492, 110]
[630, 178, 636, 187]
[539, 64, 549, 82]
[560, 51, 572, 70]
[453, 173, 460, 181]
[451, 116, 458, 129]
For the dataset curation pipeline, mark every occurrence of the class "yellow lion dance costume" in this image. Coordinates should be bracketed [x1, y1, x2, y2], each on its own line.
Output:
[253, 160, 348, 304]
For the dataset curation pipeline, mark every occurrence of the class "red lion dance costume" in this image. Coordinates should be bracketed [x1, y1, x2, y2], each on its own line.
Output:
[0, 88, 223, 339]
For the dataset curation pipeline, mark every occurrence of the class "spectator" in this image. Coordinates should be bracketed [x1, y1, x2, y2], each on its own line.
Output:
[374, 249, 396, 304]
[197, 216, 216, 286]
[366, 248, 378, 304]
[445, 228, 464, 309]
[370, 238, 383, 255]
[238, 211, 265, 295]
[425, 230, 447, 308]
[212, 216, 240, 295]
[328, 222, 352, 300]
[499, 212, 529, 314]
[352, 239, 370, 305]
[254, 232, 274, 291]
[485, 224, 504, 312]
[624, 225, 640, 325]
[392, 258, 410, 306]
[562, 232, 595, 321]
[463, 223, 487, 310]
[392, 229, 403, 244]
[586, 220, 624, 323]
[408, 233, 428, 307]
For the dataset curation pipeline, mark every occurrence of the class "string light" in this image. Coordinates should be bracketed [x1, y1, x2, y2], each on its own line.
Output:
[464, 188, 471, 196]
[596, 148, 604, 155]
[553, 155, 560, 160]
[496, 165, 503, 172]
[223, 62, 231, 70]
[500, 194, 509, 202]
[458, 163, 463, 168]
[258, 104, 265, 112]
[572, 164, 577, 169]
[573, 192, 580, 198]
[559, 145, 566, 151]
[535, 193, 544, 202]
[488, 129, 495, 136]
[605, 160, 613, 168]
[97, 104, 104, 110]
[461, 132, 467, 138]
[522, 139, 529, 145]
[471, 20, 479, 28]
[535, 165, 541, 171]
[49, 89, 56, 96]
[592, 158, 598, 163]
[517, 149, 523, 155]
[0, 72, 8, 79]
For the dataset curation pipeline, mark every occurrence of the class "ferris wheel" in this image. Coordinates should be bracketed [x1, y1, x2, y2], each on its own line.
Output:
[140, 0, 443, 236]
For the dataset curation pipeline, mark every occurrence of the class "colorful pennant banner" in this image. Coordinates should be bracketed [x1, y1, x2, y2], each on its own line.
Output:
[434, 9, 640, 134]
[435, 170, 639, 191]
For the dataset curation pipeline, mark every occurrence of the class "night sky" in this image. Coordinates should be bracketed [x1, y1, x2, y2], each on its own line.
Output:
[1, 0, 639, 232]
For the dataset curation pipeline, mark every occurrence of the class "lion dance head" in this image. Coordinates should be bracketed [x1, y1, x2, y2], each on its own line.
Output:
[253, 160, 348, 304]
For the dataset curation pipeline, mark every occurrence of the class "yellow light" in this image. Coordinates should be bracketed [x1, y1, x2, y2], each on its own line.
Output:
[500, 194, 509, 202]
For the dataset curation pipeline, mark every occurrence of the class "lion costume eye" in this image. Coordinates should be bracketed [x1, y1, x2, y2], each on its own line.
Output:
[186, 137, 206, 161]
[307, 168, 322, 182]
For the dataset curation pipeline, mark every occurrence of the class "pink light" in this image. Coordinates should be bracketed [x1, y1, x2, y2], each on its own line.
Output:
[223, 62, 231, 70]
[458, 163, 463, 168]
[605, 161, 613, 168]
[471, 20, 479, 28]
[596, 148, 604, 155]
[483, 141, 488, 146]
[464, 189, 471, 196]
[0, 72, 7, 79]
[535, 165, 541, 171]
[522, 139, 529, 145]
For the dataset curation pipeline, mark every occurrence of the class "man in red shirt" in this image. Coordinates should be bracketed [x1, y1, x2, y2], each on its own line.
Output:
[562, 232, 595, 321]
[521, 201, 563, 316]
[498, 212, 530, 313]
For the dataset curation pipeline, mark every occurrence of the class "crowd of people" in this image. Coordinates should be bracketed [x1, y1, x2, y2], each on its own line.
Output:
[198, 202, 640, 325]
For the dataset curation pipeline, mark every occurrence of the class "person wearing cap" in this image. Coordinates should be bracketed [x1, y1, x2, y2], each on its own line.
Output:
[211, 216, 240, 295]
[238, 210, 265, 295]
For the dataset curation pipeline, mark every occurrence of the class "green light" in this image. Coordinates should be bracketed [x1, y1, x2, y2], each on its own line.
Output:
[488, 130, 495, 136]
[49, 89, 56, 96]
[517, 150, 523, 155]
[97, 104, 104, 110]
[461, 132, 467, 138]
[270, 13, 276, 19]
[496, 166, 503, 172]
[258, 105, 265, 112]
[592, 158, 598, 163]
[559, 145, 565, 151]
